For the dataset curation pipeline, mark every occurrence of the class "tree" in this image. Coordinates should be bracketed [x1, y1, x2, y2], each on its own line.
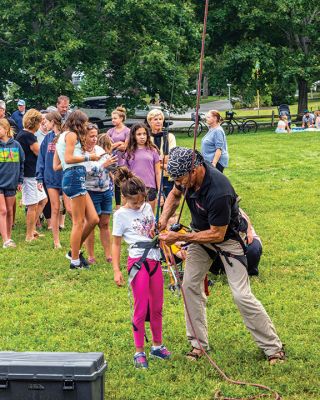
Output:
[0, 0, 200, 112]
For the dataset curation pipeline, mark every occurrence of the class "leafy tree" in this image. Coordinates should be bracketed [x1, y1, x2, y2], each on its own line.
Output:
[0, 0, 200, 112]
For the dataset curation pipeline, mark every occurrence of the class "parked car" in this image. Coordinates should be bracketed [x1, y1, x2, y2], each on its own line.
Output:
[74, 96, 170, 129]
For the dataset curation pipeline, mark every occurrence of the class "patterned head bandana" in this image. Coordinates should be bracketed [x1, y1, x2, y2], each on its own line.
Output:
[167, 147, 204, 179]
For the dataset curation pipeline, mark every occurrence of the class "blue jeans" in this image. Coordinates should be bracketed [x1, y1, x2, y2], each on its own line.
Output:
[62, 166, 87, 199]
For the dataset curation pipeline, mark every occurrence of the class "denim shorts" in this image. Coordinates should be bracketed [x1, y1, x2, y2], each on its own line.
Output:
[0, 188, 16, 197]
[88, 189, 113, 215]
[62, 166, 87, 199]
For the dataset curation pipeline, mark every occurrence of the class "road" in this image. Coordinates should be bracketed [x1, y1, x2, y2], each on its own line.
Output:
[169, 99, 231, 129]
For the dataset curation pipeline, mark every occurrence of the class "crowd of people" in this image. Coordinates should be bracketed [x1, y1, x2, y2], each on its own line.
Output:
[0, 95, 285, 370]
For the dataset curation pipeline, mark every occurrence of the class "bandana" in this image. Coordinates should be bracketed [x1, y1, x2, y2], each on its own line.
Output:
[167, 147, 204, 179]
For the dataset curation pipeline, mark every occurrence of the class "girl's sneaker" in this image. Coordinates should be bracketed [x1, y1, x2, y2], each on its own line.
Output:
[150, 345, 171, 360]
[3, 239, 16, 248]
[133, 352, 148, 369]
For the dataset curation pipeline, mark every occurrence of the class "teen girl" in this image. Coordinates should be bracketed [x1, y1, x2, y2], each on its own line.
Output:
[124, 123, 161, 213]
[106, 106, 130, 209]
[54, 110, 100, 269]
[36, 111, 71, 249]
[84, 126, 117, 264]
[112, 167, 171, 369]
[0, 118, 24, 248]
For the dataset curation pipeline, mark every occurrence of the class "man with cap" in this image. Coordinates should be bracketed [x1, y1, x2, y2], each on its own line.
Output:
[302, 110, 315, 128]
[158, 146, 285, 364]
[11, 99, 27, 132]
[0, 100, 18, 134]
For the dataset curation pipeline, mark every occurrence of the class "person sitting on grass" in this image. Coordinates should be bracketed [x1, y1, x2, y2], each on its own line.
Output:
[0, 118, 25, 248]
[302, 110, 315, 129]
[112, 167, 171, 369]
[275, 115, 291, 133]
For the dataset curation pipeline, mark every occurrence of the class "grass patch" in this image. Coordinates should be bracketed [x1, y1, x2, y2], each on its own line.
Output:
[1, 130, 319, 399]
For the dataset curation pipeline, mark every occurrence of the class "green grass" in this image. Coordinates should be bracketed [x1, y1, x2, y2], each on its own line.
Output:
[1, 130, 320, 399]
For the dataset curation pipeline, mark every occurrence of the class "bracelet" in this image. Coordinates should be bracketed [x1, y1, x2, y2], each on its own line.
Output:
[84, 154, 90, 162]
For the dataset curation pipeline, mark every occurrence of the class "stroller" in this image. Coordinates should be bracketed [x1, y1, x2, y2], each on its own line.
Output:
[278, 104, 291, 127]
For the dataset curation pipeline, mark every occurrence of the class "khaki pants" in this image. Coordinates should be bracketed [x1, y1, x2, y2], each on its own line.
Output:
[182, 240, 282, 356]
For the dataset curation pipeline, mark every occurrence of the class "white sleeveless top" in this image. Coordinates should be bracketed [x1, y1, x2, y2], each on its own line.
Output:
[56, 131, 86, 171]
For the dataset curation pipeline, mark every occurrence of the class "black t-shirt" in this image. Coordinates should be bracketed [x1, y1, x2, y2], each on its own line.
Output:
[16, 130, 38, 177]
[177, 162, 241, 241]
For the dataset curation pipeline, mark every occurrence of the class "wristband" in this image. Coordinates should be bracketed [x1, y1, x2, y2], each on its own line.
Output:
[84, 154, 90, 162]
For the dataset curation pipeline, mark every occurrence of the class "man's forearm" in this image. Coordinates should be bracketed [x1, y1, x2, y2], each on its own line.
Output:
[176, 228, 225, 244]
[161, 191, 181, 222]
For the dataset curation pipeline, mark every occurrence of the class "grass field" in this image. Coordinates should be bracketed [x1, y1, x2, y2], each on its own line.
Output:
[1, 129, 319, 399]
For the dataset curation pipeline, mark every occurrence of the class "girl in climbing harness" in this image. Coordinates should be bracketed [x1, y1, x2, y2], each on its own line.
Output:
[112, 166, 171, 369]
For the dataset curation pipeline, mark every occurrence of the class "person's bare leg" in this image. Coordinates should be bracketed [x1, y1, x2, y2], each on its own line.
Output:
[70, 195, 87, 260]
[26, 203, 37, 241]
[85, 229, 95, 260]
[80, 194, 99, 247]
[5, 196, 16, 240]
[0, 194, 9, 243]
[99, 214, 112, 260]
[48, 189, 61, 248]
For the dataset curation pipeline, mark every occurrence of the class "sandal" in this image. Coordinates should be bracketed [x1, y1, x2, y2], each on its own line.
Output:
[186, 347, 205, 361]
[268, 349, 286, 365]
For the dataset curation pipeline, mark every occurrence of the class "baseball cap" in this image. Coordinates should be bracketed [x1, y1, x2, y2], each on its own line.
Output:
[17, 99, 26, 106]
[0, 100, 6, 110]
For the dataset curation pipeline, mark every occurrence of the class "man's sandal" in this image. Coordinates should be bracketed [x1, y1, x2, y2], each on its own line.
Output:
[186, 348, 205, 361]
[268, 349, 286, 365]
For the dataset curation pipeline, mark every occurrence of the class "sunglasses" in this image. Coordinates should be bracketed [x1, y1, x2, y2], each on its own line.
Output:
[87, 123, 98, 130]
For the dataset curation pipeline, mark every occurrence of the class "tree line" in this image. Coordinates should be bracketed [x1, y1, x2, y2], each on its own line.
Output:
[0, 0, 319, 113]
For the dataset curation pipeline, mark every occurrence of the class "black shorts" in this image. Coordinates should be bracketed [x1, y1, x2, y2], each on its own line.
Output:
[146, 187, 157, 201]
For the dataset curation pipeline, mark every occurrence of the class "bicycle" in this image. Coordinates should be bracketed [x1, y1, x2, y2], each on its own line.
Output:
[221, 111, 258, 135]
[187, 112, 208, 137]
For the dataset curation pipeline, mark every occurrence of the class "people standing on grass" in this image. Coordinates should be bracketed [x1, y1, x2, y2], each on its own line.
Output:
[112, 167, 171, 369]
[106, 107, 130, 210]
[83, 126, 117, 264]
[0, 118, 25, 248]
[16, 109, 48, 242]
[125, 123, 161, 213]
[147, 109, 176, 198]
[36, 111, 71, 249]
[54, 110, 100, 269]
[201, 110, 229, 173]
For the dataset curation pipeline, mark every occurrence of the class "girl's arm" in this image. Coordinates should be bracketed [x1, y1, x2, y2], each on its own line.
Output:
[53, 151, 62, 171]
[112, 236, 125, 286]
[117, 136, 129, 152]
[155, 160, 161, 192]
[64, 132, 101, 164]
[30, 141, 40, 156]
[212, 148, 222, 167]
[36, 138, 47, 183]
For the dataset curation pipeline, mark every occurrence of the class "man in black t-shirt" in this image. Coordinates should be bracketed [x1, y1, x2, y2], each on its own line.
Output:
[159, 147, 284, 365]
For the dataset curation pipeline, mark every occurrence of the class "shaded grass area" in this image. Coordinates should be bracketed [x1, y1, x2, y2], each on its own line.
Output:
[1, 130, 319, 399]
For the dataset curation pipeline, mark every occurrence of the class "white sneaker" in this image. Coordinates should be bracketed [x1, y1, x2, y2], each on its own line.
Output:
[3, 239, 16, 248]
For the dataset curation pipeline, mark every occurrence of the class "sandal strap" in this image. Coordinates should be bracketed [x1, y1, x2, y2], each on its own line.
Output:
[268, 350, 285, 361]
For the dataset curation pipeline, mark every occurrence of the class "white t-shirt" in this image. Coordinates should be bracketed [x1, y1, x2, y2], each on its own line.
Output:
[112, 202, 160, 260]
[85, 145, 111, 192]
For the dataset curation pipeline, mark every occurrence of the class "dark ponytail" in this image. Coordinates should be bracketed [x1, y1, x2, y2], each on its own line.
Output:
[114, 167, 147, 198]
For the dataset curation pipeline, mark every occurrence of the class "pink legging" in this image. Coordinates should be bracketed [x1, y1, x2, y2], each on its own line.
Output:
[127, 257, 164, 348]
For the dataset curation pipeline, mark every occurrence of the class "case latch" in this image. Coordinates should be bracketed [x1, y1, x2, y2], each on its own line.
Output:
[63, 379, 75, 391]
[0, 377, 9, 390]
